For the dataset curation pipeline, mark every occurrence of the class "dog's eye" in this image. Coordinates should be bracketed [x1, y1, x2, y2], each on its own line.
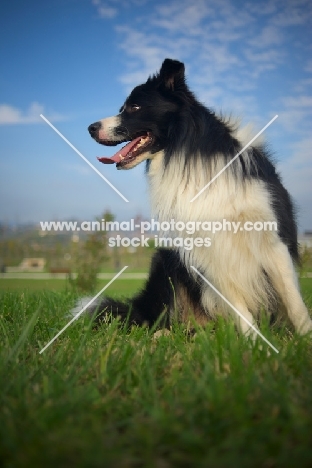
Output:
[130, 104, 141, 112]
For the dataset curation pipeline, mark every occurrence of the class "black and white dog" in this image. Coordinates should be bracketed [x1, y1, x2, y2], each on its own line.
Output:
[86, 58, 312, 338]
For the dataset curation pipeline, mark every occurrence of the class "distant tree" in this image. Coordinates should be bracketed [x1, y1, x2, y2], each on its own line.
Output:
[299, 245, 312, 278]
[71, 210, 114, 293]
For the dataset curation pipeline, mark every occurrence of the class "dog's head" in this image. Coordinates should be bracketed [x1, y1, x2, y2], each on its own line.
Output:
[88, 59, 189, 170]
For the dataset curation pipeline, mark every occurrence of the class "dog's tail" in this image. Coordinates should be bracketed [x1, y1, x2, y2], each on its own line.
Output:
[70, 294, 159, 327]
[69, 248, 204, 329]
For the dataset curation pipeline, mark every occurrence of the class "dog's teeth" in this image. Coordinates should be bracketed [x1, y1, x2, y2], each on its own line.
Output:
[119, 154, 124, 160]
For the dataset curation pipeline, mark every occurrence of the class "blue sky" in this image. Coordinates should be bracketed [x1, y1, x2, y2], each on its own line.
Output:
[0, 0, 311, 230]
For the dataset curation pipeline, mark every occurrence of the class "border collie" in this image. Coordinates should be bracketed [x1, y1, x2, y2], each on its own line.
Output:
[86, 58, 312, 339]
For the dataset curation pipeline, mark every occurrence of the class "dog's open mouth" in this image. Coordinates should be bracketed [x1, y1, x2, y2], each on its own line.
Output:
[97, 132, 154, 168]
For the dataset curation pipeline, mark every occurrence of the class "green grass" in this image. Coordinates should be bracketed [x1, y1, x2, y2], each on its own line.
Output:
[1, 282, 312, 467]
[0, 278, 145, 294]
[0, 279, 69, 291]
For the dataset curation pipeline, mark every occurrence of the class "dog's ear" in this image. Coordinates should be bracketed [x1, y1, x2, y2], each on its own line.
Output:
[158, 59, 185, 91]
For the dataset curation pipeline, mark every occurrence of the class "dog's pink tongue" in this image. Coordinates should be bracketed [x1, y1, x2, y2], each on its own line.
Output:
[97, 136, 141, 164]
[97, 155, 119, 164]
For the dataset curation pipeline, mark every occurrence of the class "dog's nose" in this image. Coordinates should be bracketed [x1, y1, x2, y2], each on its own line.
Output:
[88, 121, 101, 136]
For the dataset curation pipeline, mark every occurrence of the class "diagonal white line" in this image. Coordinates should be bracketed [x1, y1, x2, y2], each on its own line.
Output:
[190, 115, 278, 203]
[39, 266, 128, 354]
[40, 114, 129, 203]
[191, 266, 279, 354]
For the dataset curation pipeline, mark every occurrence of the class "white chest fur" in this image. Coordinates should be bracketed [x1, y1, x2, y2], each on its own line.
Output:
[148, 152, 279, 316]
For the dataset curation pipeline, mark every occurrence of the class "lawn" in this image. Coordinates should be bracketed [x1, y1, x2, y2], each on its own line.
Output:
[0, 278, 145, 295]
[1, 280, 312, 467]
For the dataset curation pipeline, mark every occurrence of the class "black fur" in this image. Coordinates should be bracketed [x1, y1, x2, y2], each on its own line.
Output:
[90, 249, 204, 327]
[86, 58, 306, 333]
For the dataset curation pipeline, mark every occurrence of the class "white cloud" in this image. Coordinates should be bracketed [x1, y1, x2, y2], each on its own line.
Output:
[152, 0, 215, 34]
[98, 6, 117, 18]
[247, 24, 283, 48]
[293, 78, 312, 93]
[277, 95, 312, 134]
[0, 102, 66, 125]
[244, 48, 284, 64]
[271, 1, 312, 27]
[92, 0, 117, 18]
[62, 163, 94, 176]
[112, 0, 311, 86]
[115, 26, 193, 90]
[305, 60, 312, 73]
[245, 1, 278, 16]
[92, 0, 151, 19]
[278, 109, 311, 134]
[113, 2, 282, 93]
[282, 96, 312, 108]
